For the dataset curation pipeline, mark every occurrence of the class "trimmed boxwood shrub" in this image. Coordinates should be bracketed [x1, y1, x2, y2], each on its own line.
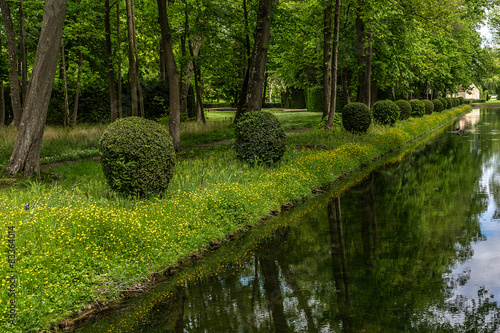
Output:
[372, 99, 400, 125]
[409, 99, 425, 117]
[439, 97, 448, 109]
[342, 102, 371, 133]
[99, 117, 176, 197]
[422, 99, 434, 115]
[395, 100, 412, 120]
[445, 97, 454, 109]
[458, 97, 465, 105]
[235, 111, 286, 165]
[306, 86, 324, 113]
[432, 99, 444, 112]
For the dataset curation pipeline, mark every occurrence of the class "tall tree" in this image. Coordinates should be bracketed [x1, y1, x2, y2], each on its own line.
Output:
[235, 0, 278, 121]
[5, 0, 68, 177]
[126, 0, 139, 116]
[105, 0, 118, 123]
[323, 0, 333, 119]
[157, 0, 181, 149]
[0, 0, 23, 127]
[326, 0, 341, 130]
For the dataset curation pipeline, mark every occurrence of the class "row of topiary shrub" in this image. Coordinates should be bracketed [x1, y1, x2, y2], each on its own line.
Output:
[342, 96, 466, 133]
[100, 111, 287, 197]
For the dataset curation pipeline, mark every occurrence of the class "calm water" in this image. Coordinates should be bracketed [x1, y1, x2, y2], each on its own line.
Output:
[77, 109, 500, 332]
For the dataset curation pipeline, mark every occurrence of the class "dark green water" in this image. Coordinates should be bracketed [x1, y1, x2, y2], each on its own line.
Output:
[77, 109, 500, 332]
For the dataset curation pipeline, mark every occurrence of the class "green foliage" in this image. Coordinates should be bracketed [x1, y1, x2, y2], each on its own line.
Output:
[234, 111, 286, 165]
[409, 99, 425, 118]
[342, 102, 371, 133]
[422, 99, 434, 115]
[432, 99, 444, 112]
[395, 100, 412, 120]
[317, 113, 342, 128]
[439, 97, 448, 109]
[283, 87, 306, 109]
[445, 97, 454, 109]
[306, 86, 324, 113]
[372, 99, 400, 125]
[99, 117, 176, 197]
[458, 97, 465, 105]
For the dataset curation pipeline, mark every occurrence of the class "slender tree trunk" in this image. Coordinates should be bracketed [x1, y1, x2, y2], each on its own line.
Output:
[262, 72, 269, 105]
[235, 0, 252, 122]
[364, 28, 372, 107]
[117, 2, 123, 118]
[60, 43, 70, 129]
[126, 0, 138, 116]
[5, 0, 68, 177]
[0, 0, 23, 127]
[326, 0, 341, 130]
[72, 35, 83, 127]
[190, 40, 205, 124]
[180, 1, 190, 117]
[158, 0, 181, 149]
[323, 0, 333, 119]
[131, 0, 144, 118]
[105, 0, 118, 123]
[0, 81, 4, 126]
[269, 82, 273, 102]
[20, 0, 28, 106]
[235, 0, 277, 121]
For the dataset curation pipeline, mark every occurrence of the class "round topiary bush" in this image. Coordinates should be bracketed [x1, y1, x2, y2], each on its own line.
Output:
[422, 99, 434, 115]
[395, 100, 412, 120]
[372, 99, 400, 125]
[99, 116, 176, 197]
[458, 96, 465, 105]
[342, 102, 371, 133]
[234, 111, 286, 165]
[445, 97, 454, 109]
[438, 97, 448, 109]
[409, 99, 425, 117]
[432, 99, 443, 112]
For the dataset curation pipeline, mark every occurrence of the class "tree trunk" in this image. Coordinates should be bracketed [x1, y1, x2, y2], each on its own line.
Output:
[234, 0, 252, 122]
[0, 0, 23, 127]
[0, 81, 4, 126]
[323, 0, 333, 119]
[126, 0, 138, 116]
[105, 0, 118, 123]
[235, 0, 277, 121]
[326, 0, 341, 130]
[131, 0, 144, 118]
[117, 2, 123, 118]
[20, 0, 28, 106]
[190, 40, 205, 124]
[5, 0, 68, 177]
[60, 43, 70, 129]
[72, 35, 83, 127]
[157, 0, 181, 149]
[180, 2, 190, 117]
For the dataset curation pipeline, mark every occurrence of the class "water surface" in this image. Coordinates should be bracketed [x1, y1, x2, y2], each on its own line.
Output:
[77, 108, 500, 332]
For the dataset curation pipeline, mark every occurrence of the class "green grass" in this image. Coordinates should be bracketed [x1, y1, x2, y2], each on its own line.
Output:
[0, 105, 471, 332]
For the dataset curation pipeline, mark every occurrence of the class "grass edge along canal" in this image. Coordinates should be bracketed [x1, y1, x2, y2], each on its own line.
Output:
[0, 105, 471, 332]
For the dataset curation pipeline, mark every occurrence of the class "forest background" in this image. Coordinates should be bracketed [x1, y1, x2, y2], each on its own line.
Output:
[0, 0, 499, 129]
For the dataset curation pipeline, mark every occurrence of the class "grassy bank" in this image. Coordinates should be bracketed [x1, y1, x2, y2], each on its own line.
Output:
[0, 105, 470, 332]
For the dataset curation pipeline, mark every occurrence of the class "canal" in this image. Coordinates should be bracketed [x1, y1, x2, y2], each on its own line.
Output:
[76, 108, 500, 332]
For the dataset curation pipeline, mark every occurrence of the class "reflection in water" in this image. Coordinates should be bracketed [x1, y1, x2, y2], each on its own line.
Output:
[77, 109, 500, 332]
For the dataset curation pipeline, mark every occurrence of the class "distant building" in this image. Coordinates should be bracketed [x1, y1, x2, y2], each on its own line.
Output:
[452, 84, 480, 100]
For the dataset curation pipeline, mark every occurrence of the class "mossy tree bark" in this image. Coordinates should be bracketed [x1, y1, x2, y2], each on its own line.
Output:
[5, 0, 68, 177]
